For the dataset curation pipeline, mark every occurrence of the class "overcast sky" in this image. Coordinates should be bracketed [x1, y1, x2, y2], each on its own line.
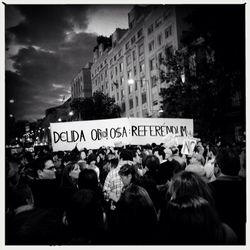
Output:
[5, 4, 133, 122]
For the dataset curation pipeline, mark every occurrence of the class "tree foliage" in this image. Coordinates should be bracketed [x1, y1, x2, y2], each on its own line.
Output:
[70, 91, 121, 121]
[159, 5, 245, 139]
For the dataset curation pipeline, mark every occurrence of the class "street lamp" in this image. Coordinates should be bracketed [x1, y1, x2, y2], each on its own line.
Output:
[58, 118, 62, 122]
[128, 78, 151, 117]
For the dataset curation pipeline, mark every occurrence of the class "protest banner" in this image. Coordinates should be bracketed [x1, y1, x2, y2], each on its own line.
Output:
[50, 117, 193, 151]
[181, 137, 198, 155]
[129, 118, 193, 146]
[50, 118, 130, 151]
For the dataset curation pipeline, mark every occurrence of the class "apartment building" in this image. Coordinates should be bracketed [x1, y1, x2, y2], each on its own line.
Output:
[71, 62, 93, 100]
[91, 5, 192, 117]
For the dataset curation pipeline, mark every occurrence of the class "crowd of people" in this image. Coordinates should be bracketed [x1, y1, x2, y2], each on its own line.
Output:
[6, 138, 246, 245]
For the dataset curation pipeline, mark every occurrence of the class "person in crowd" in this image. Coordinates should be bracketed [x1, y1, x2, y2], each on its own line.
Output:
[6, 183, 67, 245]
[78, 149, 88, 170]
[27, 155, 60, 209]
[99, 152, 118, 185]
[209, 147, 246, 244]
[118, 163, 141, 189]
[65, 189, 107, 244]
[114, 184, 158, 244]
[96, 149, 107, 172]
[185, 152, 207, 180]
[138, 155, 162, 212]
[159, 195, 237, 244]
[86, 153, 100, 181]
[170, 145, 187, 169]
[103, 149, 134, 204]
[59, 161, 81, 211]
[166, 170, 215, 206]
[204, 145, 219, 182]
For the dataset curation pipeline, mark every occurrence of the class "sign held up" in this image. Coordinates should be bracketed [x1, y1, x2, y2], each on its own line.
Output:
[50, 118, 193, 151]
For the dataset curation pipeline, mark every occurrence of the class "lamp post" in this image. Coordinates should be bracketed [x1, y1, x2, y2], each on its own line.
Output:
[128, 78, 151, 117]
[69, 111, 74, 121]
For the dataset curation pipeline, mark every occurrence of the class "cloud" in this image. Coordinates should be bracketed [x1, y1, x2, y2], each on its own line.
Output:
[5, 5, 131, 122]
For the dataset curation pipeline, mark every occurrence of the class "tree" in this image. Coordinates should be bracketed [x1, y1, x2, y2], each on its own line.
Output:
[159, 5, 245, 140]
[70, 91, 121, 121]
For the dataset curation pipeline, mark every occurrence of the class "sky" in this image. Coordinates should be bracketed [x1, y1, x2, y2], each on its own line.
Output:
[5, 4, 133, 122]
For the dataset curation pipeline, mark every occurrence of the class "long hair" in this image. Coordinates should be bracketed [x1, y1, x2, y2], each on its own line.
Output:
[168, 170, 215, 206]
[160, 195, 222, 244]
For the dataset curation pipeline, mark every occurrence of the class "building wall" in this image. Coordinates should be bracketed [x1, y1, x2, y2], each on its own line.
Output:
[71, 65, 92, 100]
[91, 5, 191, 118]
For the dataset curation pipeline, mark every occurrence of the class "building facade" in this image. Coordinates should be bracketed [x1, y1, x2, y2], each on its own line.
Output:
[91, 5, 192, 118]
[71, 62, 93, 100]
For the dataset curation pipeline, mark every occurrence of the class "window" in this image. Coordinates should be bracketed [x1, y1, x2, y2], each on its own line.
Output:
[126, 54, 131, 66]
[149, 58, 156, 71]
[132, 50, 136, 61]
[104, 59, 107, 64]
[138, 44, 144, 56]
[147, 23, 154, 35]
[128, 84, 133, 94]
[151, 75, 157, 87]
[114, 55, 117, 61]
[137, 28, 143, 38]
[149, 40, 155, 52]
[131, 36, 136, 44]
[105, 70, 107, 77]
[139, 61, 145, 73]
[135, 80, 138, 90]
[115, 66, 118, 75]
[121, 89, 124, 99]
[110, 58, 113, 65]
[127, 70, 132, 80]
[120, 76, 124, 85]
[117, 92, 119, 101]
[110, 70, 113, 79]
[155, 17, 162, 28]
[101, 73, 103, 81]
[142, 92, 147, 104]
[134, 66, 137, 76]
[118, 50, 122, 57]
[165, 25, 172, 39]
[136, 96, 139, 106]
[119, 62, 124, 72]
[125, 41, 130, 50]
[129, 99, 133, 109]
[158, 33, 162, 46]
[141, 78, 146, 88]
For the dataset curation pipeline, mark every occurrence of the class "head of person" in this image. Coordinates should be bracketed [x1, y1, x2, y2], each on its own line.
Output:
[189, 152, 205, 166]
[215, 147, 240, 176]
[207, 145, 218, 160]
[116, 184, 157, 244]
[60, 161, 81, 187]
[167, 170, 214, 205]
[118, 163, 140, 187]
[78, 168, 98, 191]
[143, 144, 153, 155]
[34, 156, 56, 180]
[6, 155, 20, 187]
[144, 154, 160, 176]
[119, 149, 133, 162]
[8, 184, 34, 212]
[160, 195, 221, 244]
[153, 146, 166, 162]
[80, 150, 87, 161]
[66, 189, 105, 238]
[86, 153, 97, 167]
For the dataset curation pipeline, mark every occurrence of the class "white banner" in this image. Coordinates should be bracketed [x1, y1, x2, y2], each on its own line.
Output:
[50, 118, 193, 151]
